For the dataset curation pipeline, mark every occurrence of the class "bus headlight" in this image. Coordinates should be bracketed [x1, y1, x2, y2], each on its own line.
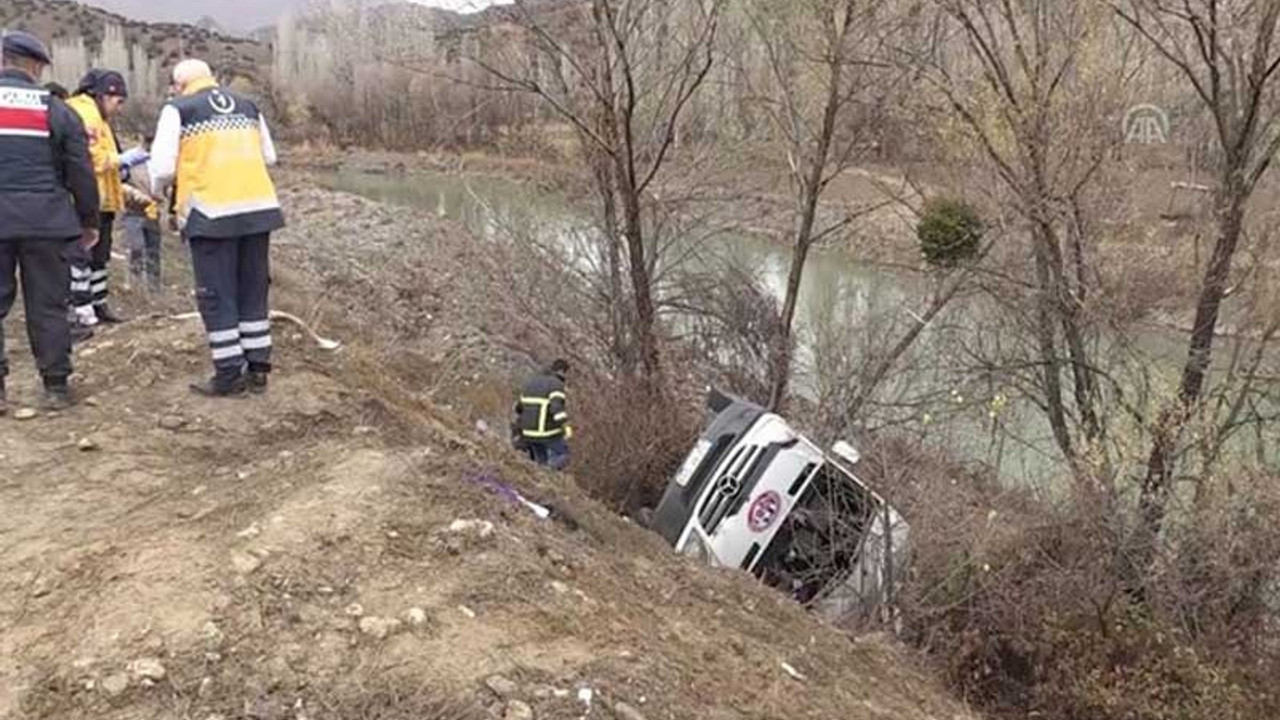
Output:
[680, 532, 715, 565]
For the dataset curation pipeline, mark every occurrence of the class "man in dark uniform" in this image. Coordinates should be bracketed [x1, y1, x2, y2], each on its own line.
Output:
[513, 359, 573, 470]
[0, 32, 100, 414]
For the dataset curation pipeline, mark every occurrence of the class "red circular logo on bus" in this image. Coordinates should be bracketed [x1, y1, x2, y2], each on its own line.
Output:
[748, 491, 782, 533]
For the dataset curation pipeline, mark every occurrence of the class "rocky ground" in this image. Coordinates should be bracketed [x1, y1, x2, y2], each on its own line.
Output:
[0, 175, 975, 720]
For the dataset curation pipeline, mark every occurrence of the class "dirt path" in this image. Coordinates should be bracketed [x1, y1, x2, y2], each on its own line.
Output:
[0, 182, 975, 720]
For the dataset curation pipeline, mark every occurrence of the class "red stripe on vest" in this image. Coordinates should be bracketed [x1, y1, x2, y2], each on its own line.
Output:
[0, 107, 49, 133]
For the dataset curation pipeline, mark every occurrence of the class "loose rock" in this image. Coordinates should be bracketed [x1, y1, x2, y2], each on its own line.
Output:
[485, 675, 519, 698]
[613, 702, 649, 720]
[77, 437, 99, 452]
[101, 672, 129, 697]
[503, 700, 534, 720]
[447, 519, 495, 539]
[404, 607, 429, 626]
[30, 575, 53, 598]
[13, 408, 37, 421]
[126, 658, 166, 682]
[344, 602, 365, 617]
[158, 415, 187, 431]
[230, 551, 262, 575]
[202, 621, 224, 647]
[358, 616, 402, 640]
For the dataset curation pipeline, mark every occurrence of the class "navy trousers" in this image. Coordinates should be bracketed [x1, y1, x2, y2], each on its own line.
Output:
[189, 233, 272, 376]
[70, 212, 114, 318]
[0, 238, 73, 382]
[526, 438, 571, 471]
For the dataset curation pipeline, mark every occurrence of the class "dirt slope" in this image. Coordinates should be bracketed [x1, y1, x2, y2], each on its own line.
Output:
[0, 181, 975, 720]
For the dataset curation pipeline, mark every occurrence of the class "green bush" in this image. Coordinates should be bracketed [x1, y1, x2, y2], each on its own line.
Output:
[917, 197, 983, 268]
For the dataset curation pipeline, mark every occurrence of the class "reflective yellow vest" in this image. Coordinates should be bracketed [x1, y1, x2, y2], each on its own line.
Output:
[515, 372, 572, 441]
[171, 77, 284, 238]
[66, 94, 123, 214]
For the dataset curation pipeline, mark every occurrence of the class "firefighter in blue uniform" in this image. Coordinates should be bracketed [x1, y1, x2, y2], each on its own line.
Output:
[149, 59, 285, 397]
[513, 359, 573, 470]
[0, 31, 100, 414]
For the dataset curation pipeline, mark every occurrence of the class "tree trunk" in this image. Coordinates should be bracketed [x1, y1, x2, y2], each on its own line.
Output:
[1046, 218, 1102, 449]
[592, 149, 628, 373]
[1063, 202, 1104, 449]
[767, 17, 848, 412]
[611, 146, 661, 383]
[591, 0, 662, 385]
[1140, 189, 1248, 544]
[621, 187, 661, 382]
[1029, 221, 1076, 465]
[767, 208, 816, 412]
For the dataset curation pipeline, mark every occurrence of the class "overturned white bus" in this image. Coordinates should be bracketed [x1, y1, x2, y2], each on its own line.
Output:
[650, 390, 909, 620]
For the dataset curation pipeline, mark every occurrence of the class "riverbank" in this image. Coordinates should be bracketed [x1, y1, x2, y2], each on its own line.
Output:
[283, 145, 1229, 314]
[282, 146, 932, 268]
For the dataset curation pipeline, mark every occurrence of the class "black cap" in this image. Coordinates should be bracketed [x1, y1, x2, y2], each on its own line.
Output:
[77, 69, 129, 99]
[2, 30, 53, 65]
[548, 359, 570, 376]
[43, 81, 68, 99]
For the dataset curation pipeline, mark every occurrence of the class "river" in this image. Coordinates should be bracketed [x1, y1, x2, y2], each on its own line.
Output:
[320, 167, 1275, 488]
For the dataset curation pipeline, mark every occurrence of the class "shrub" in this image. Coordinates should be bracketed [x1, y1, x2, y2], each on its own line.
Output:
[918, 197, 984, 268]
[1037, 611, 1251, 720]
[860, 436, 1280, 720]
[570, 376, 699, 515]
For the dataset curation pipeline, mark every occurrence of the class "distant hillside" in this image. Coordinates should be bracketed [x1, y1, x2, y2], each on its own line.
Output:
[76, 0, 304, 33]
[193, 15, 226, 34]
[0, 0, 269, 85]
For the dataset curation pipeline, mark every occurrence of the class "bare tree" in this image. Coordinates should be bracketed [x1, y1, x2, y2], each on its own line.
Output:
[732, 0, 903, 410]
[1110, 0, 1280, 549]
[919, 0, 1133, 485]
[464, 0, 727, 383]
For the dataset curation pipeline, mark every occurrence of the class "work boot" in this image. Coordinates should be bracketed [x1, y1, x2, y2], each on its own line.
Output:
[74, 305, 98, 328]
[41, 378, 73, 412]
[190, 373, 247, 398]
[94, 303, 125, 324]
[0, 380, 7, 417]
[247, 364, 270, 395]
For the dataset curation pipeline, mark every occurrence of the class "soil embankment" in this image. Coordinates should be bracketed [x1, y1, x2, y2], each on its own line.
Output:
[0, 177, 974, 720]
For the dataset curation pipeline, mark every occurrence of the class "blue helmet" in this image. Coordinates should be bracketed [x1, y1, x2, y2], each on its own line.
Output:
[1, 30, 53, 65]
